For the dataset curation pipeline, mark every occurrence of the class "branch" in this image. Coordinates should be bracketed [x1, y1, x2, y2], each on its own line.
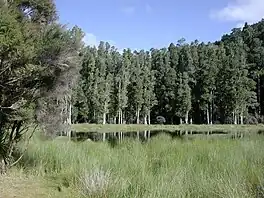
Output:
[0, 100, 26, 111]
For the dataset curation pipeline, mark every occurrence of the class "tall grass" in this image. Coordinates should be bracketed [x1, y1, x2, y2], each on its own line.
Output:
[18, 134, 264, 198]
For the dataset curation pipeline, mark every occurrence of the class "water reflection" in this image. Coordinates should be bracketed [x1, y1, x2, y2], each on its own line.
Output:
[70, 130, 264, 143]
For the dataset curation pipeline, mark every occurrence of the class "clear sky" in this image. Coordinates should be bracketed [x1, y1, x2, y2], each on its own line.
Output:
[55, 0, 264, 51]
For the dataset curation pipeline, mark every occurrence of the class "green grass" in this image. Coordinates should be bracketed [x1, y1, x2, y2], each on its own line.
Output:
[10, 132, 264, 198]
[73, 123, 264, 133]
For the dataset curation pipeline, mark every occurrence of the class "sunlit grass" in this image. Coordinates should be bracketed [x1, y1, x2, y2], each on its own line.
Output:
[13, 133, 264, 198]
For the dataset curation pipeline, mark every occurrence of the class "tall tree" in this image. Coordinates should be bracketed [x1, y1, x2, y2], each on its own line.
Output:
[142, 51, 157, 124]
[176, 40, 193, 124]
[196, 43, 219, 124]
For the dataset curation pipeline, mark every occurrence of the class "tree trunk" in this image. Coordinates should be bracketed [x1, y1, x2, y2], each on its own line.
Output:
[234, 112, 237, 125]
[103, 113, 106, 125]
[148, 110, 151, 125]
[180, 118, 183, 124]
[136, 108, 140, 124]
[114, 117, 116, 124]
[185, 111, 189, 124]
[67, 98, 72, 138]
[210, 90, 213, 125]
[137, 131, 140, 140]
[94, 110, 96, 123]
[122, 112, 125, 124]
[210, 102, 213, 125]
[240, 110, 244, 125]
[118, 110, 120, 124]
[190, 118, 193, 124]
[206, 106, 210, 125]
[118, 110, 122, 124]
[144, 115, 147, 125]
[120, 110, 123, 124]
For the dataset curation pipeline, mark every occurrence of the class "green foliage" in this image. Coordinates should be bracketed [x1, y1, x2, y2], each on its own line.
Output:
[0, 0, 83, 170]
[74, 19, 264, 124]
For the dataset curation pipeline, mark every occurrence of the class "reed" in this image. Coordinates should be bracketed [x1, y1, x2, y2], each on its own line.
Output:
[14, 133, 264, 198]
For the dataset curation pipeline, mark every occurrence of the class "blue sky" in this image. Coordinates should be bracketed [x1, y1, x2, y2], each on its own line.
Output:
[55, 0, 264, 51]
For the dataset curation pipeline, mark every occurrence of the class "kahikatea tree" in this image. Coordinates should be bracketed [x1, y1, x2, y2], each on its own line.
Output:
[142, 51, 157, 124]
[73, 19, 264, 125]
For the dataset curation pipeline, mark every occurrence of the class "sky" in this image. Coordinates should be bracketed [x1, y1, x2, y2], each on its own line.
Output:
[55, 0, 264, 51]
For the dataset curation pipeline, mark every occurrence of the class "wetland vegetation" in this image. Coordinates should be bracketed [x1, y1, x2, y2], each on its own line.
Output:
[8, 129, 264, 198]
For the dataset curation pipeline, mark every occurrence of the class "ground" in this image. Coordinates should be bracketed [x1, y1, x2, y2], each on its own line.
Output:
[0, 170, 78, 198]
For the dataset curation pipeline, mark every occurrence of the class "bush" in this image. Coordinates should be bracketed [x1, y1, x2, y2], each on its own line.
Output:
[257, 115, 264, 124]
[244, 115, 259, 125]
[156, 116, 166, 124]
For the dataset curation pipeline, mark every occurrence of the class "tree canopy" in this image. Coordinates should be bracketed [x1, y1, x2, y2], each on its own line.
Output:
[73, 20, 264, 125]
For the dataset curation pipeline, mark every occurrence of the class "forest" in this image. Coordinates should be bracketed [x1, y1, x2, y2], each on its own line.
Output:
[73, 22, 264, 126]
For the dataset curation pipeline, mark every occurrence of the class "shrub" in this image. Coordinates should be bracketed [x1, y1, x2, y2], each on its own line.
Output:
[156, 116, 166, 124]
[245, 115, 259, 125]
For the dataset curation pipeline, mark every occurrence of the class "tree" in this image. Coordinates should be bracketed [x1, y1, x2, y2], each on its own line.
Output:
[127, 50, 145, 124]
[142, 51, 157, 124]
[80, 46, 97, 122]
[0, 0, 83, 172]
[196, 43, 219, 124]
[176, 40, 193, 124]
[115, 49, 130, 124]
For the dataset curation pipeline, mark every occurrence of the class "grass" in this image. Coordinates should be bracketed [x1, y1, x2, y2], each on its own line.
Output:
[73, 123, 264, 133]
[6, 132, 264, 198]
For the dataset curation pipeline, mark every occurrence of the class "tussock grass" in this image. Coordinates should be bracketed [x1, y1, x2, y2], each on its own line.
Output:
[14, 133, 264, 198]
[78, 168, 113, 197]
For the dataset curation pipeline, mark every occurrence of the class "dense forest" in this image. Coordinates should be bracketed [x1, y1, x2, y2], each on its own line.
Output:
[73, 21, 264, 125]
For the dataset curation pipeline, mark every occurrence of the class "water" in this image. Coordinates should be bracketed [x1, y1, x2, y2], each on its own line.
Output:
[70, 130, 264, 143]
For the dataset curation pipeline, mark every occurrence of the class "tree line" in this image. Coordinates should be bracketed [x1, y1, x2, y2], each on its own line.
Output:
[73, 21, 264, 125]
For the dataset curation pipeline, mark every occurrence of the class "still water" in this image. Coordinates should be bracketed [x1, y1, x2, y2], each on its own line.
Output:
[70, 130, 264, 143]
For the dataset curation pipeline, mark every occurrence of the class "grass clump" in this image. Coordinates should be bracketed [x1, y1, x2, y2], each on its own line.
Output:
[10, 133, 264, 197]
[78, 168, 112, 197]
